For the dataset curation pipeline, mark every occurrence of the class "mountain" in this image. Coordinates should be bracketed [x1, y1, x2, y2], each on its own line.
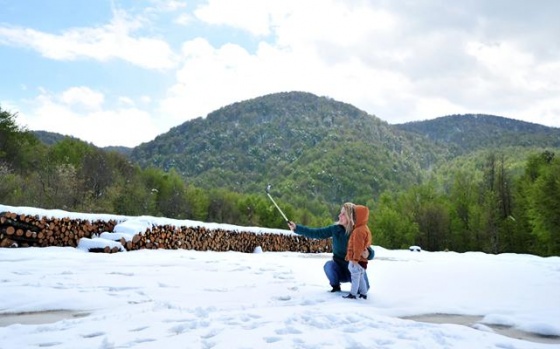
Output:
[102, 146, 133, 156]
[395, 114, 560, 155]
[31, 93, 560, 209]
[33, 130, 132, 156]
[32, 130, 81, 145]
[130, 91, 448, 206]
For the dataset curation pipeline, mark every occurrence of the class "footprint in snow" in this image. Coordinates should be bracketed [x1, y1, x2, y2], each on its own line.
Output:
[275, 295, 292, 301]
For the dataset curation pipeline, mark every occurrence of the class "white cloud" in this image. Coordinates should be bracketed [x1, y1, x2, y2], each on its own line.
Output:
[159, 1, 464, 126]
[60, 87, 104, 110]
[276, 1, 397, 51]
[117, 96, 135, 107]
[19, 88, 162, 148]
[140, 95, 152, 104]
[147, 0, 187, 12]
[194, 0, 276, 36]
[0, 11, 176, 70]
[174, 13, 194, 26]
[466, 41, 534, 88]
[175, 0, 560, 129]
[159, 0, 406, 124]
[193, 0, 397, 50]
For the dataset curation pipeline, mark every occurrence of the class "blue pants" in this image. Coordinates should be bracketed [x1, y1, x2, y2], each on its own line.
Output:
[324, 260, 370, 290]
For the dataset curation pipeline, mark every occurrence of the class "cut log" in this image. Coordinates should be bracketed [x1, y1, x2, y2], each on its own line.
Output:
[5, 226, 15, 236]
[0, 238, 17, 247]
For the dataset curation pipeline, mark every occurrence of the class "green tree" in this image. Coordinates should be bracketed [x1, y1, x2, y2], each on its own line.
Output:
[0, 106, 39, 173]
[448, 171, 478, 251]
[155, 169, 190, 219]
[112, 175, 156, 216]
[525, 152, 560, 255]
[184, 184, 210, 221]
[397, 182, 450, 251]
[0, 164, 27, 205]
[372, 191, 419, 249]
[77, 148, 115, 211]
[478, 152, 514, 253]
[206, 188, 244, 224]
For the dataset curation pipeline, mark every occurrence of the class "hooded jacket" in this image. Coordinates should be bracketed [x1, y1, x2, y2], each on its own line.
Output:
[345, 205, 372, 263]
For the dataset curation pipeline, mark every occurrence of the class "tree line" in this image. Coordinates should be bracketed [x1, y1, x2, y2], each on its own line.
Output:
[373, 150, 560, 256]
[1, 106, 558, 256]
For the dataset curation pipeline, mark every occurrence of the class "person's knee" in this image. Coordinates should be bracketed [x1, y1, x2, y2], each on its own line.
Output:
[324, 260, 335, 272]
[323, 261, 340, 283]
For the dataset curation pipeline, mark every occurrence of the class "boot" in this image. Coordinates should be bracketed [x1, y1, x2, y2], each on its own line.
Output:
[342, 293, 356, 299]
[330, 285, 341, 293]
[359, 294, 367, 300]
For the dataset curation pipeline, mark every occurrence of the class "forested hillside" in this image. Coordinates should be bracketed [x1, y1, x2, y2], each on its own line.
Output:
[33, 130, 133, 157]
[1, 94, 559, 256]
[130, 92, 447, 209]
[396, 114, 560, 155]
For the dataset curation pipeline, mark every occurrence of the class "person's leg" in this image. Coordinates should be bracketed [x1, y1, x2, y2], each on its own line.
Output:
[358, 273, 368, 297]
[338, 265, 352, 284]
[347, 262, 363, 296]
[324, 260, 343, 291]
[364, 271, 370, 291]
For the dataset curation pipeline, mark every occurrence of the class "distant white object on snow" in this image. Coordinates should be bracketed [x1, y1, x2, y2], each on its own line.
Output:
[409, 245, 422, 252]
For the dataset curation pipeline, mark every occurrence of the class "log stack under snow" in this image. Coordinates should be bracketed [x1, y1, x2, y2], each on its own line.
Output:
[0, 211, 333, 254]
[0, 211, 117, 248]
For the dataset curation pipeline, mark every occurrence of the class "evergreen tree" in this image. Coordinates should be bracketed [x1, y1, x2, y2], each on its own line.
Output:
[526, 152, 560, 255]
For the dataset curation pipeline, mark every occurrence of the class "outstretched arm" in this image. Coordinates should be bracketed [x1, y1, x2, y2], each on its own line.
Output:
[288, 222, 340, 239]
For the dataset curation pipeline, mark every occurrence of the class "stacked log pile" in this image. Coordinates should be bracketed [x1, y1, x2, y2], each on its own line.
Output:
[0, 211, 117, 248]
[122, 225, 332, 253]
[1, 211, 333, 254]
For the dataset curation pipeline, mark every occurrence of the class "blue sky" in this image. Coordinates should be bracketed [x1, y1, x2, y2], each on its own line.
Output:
[1, 0, 559, 147]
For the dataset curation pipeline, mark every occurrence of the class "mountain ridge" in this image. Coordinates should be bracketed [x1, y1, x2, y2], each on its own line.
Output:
[32, 92, 560, 207]
[129, 91, 446, 205]
[395, 113, 560, 155]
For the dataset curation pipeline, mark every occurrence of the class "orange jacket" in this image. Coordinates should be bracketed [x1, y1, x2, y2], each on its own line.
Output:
[345, 205, 372, 263]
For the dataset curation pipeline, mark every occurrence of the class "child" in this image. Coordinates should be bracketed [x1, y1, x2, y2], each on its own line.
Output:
[343, 204, 372, 299]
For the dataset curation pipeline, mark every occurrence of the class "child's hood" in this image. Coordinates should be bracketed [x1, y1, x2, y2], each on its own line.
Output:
[354, 205, 369, 227]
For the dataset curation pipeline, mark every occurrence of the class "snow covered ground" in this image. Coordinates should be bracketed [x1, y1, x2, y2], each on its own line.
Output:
[1, 205, 559, 349]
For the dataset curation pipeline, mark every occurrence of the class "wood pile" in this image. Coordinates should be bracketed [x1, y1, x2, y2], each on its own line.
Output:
[0, 211, 333, 254]
[122, 225, 332, 253]
[0, 211, 117, 248]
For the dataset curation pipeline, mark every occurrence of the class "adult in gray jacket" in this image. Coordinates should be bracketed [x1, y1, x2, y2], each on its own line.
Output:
[288, 202, 374, 292]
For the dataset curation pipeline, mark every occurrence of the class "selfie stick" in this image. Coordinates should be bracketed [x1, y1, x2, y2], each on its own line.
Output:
[265, 184, 289, 222]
